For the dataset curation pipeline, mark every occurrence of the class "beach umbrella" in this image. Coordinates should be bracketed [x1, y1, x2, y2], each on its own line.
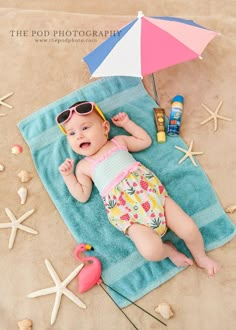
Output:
[83, 11, 218, 104]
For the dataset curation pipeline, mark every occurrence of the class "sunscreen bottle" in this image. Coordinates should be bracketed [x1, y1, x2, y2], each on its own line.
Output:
[153, 108, 166, 143]
[167, 95, 184, 136]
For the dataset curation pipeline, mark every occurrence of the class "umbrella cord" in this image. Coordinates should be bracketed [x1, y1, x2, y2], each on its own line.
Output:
[151, 73, 159, 105]
[102, 281, 167, 327]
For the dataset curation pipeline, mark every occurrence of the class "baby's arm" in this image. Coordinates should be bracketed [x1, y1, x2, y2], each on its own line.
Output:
[59, 158, 92, 203]
[111, 112, 152, 152]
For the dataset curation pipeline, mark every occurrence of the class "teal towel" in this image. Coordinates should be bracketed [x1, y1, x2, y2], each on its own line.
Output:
[18, 77, 235, 308]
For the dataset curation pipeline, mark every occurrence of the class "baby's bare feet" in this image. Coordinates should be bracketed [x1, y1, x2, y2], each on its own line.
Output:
[195, 256, 220, 277]
[165, 241, 193, 267]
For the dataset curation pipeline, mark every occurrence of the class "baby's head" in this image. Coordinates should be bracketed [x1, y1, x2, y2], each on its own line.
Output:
[56, 101, 110, 156]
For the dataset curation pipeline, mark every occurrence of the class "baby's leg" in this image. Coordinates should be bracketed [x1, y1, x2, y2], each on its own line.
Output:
[127, 224, 193, 267]
[164, 196, 220, 276]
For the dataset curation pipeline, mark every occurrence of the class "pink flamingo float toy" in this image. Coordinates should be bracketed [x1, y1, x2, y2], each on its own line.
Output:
[74, 243, 102, 293]
[74, 243, 166, 328]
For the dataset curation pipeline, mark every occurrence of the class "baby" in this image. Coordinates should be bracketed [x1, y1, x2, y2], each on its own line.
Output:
[57, 101, 220, 277]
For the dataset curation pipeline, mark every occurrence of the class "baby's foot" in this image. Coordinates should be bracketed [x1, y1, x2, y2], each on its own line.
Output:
[165, 241, 193, 267]
[195, 256, 220, 277]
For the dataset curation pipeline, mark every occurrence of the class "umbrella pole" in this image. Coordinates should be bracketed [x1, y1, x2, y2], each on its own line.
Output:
[150, 73, 159, 105]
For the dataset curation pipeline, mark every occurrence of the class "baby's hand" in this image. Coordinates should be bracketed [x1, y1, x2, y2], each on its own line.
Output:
[59, 158, 74, 176]
[111, 112, 130, 128]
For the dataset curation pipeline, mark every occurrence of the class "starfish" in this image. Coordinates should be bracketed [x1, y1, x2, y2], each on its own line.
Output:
[28, 259, 86, 325]
[175, 140, 203, 167]
[200, 101, 232, 131]
[0, 92, 14, 109]
[0, 208, 37, 249]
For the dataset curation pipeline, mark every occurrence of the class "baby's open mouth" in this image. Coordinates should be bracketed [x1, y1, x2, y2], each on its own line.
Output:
[79, 142, 91, 149]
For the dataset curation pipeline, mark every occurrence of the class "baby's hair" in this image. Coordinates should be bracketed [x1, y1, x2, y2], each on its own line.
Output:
[69, 101, 88, 108]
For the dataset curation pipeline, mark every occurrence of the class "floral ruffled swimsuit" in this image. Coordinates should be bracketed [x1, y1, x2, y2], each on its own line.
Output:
[85, 138, 168, 237]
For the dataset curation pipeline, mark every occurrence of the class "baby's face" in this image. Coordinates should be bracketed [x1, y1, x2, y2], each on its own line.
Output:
[64, 112, 109, 156]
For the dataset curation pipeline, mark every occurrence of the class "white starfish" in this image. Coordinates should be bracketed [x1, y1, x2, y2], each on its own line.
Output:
[175, 140, 203, 167]
[28, 259, 86, 325]
[200, 101, 232, 131]
[0, 92, 14, 109]
[0, 208, 37, 249]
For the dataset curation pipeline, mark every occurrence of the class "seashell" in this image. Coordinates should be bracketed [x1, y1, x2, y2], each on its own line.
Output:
[11, 144, 23, 155]
[225, 205, 236, 214]
[18, 170, 33, 183]
[0, 164, 5, 172]
[17, 319, 33, 330]
[155, 302, 174, 319]
[17, 186, 28, 205]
